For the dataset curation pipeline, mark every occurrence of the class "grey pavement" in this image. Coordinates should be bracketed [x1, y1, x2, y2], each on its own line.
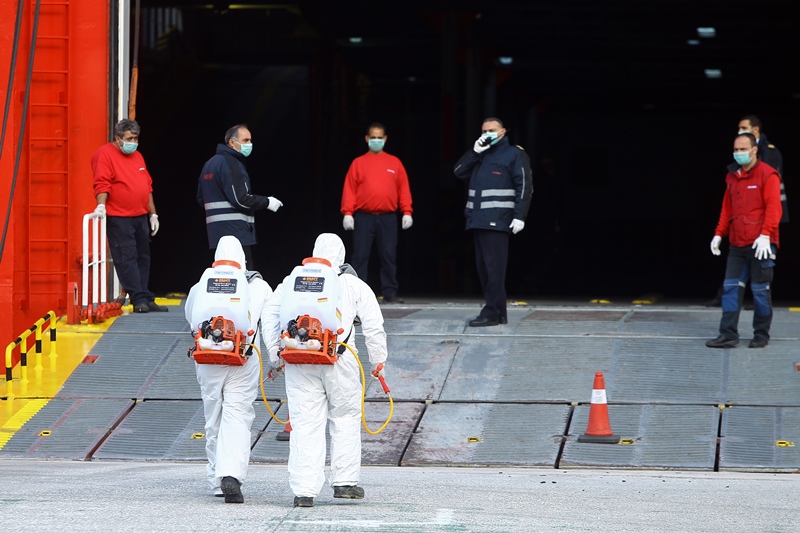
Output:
[2, 459, 799, 532]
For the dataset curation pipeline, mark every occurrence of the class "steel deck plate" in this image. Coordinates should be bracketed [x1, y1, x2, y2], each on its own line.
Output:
[562, 404, 719, 469]
[0, 398, 132, 459]
[720, 406, 800, 471]
[402, 403, 569, 466]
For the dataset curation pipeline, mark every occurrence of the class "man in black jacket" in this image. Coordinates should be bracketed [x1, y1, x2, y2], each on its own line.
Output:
[454, 117, 533, 327]
[197, 124, 283, 267]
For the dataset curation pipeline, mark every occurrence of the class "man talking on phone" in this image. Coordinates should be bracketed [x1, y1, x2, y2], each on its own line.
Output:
[454, 117, 532, 327]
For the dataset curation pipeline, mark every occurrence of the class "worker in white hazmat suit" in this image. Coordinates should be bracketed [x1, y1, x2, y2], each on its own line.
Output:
[185, 235, 273, 503]
[263, 233, 388, 507]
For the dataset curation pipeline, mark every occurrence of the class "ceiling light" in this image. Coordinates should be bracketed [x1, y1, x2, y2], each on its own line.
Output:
[697, 27, 716, 38]
[704, 69, 722, 79]
[498, 56, 513, 65]
[348, 37, 362, 44]
[687, 39, 700, 46]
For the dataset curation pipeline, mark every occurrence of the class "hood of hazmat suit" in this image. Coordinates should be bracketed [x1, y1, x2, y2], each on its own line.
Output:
[312, 233, 345, 272]
[215, 235, 247, 269]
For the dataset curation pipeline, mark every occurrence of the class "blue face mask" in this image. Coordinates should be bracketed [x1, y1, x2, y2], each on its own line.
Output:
[482, 131, 502, 145]
[238, 143, 252, 157]
[120, 141, 138, 154]
[733, 151, 752, 166]
[368, 139, 385, 151]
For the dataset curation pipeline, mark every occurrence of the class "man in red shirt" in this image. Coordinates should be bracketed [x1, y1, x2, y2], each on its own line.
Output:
[340, 123, 413, 303]
[706, 133, 782, 348]
[91, 119, 166, 313]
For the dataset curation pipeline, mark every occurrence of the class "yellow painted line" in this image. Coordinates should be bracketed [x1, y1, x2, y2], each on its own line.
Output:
[590, 299, 612, 304]
[0, 399, 48, 450]
[789, 308, 800, 313]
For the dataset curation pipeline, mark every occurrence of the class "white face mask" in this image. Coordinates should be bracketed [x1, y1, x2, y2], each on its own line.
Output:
[738, 129, 751, 135]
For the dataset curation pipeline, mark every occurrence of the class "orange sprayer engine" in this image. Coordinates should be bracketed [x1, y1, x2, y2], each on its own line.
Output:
[189, 316, 254, 366]
[280, 314, 344, 365]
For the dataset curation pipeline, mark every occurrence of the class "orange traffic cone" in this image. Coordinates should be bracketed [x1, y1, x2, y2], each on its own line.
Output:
[276, 416, 292, 441]
[577, 371, 618, 444]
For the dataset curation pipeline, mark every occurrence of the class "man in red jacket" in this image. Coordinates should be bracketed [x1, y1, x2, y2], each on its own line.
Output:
[706, 132, 782, 348]
[91, 119, 166, 314]
[340, 123, 413, 303]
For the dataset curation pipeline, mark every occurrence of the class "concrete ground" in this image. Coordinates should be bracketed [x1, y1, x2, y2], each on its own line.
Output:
[2, 460, 799, 532]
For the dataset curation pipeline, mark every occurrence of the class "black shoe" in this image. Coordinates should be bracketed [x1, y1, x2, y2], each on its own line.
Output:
[499, 316, 508, 325]
[221, 476, 243, 503]
[293, 496, 314, 507]
[382, 295, 404, 304]
[147, 301, 169, 312]
[705, 335, 739, 348]
[333, 485, 365, 499]
[468, 316, 498, 327]
[133, 302, 149, 313]
[704, 298, 722, 308]
[749, 335, 769, 348]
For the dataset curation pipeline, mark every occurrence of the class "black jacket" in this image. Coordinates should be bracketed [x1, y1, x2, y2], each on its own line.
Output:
[454, 137, 533, 232]
[197, 144, 272, 248]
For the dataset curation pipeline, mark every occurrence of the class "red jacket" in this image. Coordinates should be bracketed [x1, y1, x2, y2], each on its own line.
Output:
[91, 142, 153, 217]
[340, 151, 413, 216]
[715, 160, 782, 247]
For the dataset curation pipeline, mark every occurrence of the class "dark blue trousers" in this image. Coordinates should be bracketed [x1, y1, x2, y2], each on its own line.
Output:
[719, 245, 775, 340]
[351, 212, 399, 299]
[106, 215, 154, 306]
[473, 229, 509, 321]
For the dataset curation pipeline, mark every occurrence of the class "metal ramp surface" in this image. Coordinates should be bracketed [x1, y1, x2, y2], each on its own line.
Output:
[2, 301, 799, 473]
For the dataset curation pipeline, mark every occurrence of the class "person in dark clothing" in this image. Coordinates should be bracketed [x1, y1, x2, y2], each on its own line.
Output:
[197, 124, 283, 268]
[738, 115, 786, 222]
[706, 133, 782, 349]
[454, 117, 532, 327]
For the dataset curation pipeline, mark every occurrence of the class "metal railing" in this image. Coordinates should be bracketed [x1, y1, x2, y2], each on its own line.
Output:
[81, 213, 123, 323]
[4, 310, 58, 399]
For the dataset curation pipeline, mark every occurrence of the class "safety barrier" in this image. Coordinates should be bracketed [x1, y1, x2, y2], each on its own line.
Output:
[79, 213, 123, 323]
[4, 311, 59, 399]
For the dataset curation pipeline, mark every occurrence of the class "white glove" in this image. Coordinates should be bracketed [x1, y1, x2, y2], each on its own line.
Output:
[149, 214, 159, 236]
[752, 234, 771, 260]
[92, 204, 106, 219]
[402, 215, 413, 230]
[267, 345, 281, 367]
[710, 235, 722, 256]
[371, 362, 386, 381]
[267, 196, 283, 212]
[509, 219, 525, 234]
[473, 136, 491, 154]
[343, 215, 355, 231]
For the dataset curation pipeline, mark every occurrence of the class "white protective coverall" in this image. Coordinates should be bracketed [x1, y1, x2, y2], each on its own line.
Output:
[185, 235, 273, 494]
[263, 233, 388, 498]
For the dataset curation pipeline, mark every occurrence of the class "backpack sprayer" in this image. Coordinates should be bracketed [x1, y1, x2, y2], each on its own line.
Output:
[187, 316, 254, 366]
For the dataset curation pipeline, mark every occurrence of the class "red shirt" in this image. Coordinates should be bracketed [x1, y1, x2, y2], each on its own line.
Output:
[340, 151, 413, 216]
[715, 160, 782, 247]
[91, 142, 153, 217]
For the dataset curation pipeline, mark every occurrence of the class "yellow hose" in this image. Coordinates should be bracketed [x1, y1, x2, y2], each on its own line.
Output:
[252, 343, 288, 425]
[252, 341, 393, 434]
[338, 341, 394, 435]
